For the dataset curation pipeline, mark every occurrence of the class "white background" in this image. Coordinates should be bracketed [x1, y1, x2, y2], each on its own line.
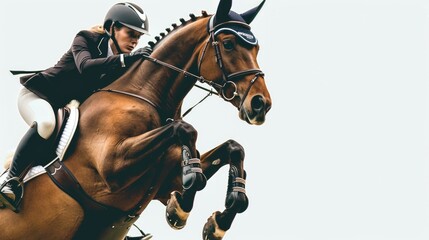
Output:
[1, 0, 429, 239]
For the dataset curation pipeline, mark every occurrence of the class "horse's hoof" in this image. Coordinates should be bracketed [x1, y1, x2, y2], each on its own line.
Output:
[202, 211, 226, 240]
[165, 191, 189, 230]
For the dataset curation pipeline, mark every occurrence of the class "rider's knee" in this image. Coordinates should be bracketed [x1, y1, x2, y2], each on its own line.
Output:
[35, 120, 55, 140]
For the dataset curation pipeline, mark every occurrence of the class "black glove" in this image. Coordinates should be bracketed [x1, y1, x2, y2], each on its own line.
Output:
[123, 46, 153, 67]
[132, 46, 152, 58]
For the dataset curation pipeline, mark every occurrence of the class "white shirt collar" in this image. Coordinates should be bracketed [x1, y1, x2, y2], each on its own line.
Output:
[107, 41, 114, 57]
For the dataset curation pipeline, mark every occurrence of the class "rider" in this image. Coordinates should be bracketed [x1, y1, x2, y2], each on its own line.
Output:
[0, 2, 152, 211]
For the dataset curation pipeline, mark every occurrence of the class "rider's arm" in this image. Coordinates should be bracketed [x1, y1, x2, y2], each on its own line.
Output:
[71, 33, 122, 76]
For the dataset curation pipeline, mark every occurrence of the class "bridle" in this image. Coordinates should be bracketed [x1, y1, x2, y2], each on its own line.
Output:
[199, 16, 265, 109]
[99, 16, 264, 117]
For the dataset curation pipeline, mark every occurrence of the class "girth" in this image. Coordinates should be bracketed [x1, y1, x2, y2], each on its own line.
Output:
[46, 159, 142, 238]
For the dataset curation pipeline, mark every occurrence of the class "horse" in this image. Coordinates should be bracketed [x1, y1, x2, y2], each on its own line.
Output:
[0, 0, 271, 239]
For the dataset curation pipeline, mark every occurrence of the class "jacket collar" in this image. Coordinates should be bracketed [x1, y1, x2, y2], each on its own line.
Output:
[97, 34, 110, 57]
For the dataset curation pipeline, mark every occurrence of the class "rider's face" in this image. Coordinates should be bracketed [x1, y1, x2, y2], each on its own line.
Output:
[113, 26, 143, 54]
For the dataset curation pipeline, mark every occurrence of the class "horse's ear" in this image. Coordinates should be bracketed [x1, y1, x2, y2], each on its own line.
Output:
[240, 0, 266, 24]
[215, 0, 233, 23]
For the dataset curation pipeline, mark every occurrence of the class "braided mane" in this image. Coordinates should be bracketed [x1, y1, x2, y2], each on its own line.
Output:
[148, 10, 210, 48]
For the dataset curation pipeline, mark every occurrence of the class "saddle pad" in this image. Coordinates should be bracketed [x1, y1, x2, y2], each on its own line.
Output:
[0, 165, 46, 184]
[55, 106, 79, 161]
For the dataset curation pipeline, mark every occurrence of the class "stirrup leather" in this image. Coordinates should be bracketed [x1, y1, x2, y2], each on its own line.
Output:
[0, 177, 24, 212]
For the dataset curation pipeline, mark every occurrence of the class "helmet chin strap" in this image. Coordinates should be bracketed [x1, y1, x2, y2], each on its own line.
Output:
[105, 23, 123, 54]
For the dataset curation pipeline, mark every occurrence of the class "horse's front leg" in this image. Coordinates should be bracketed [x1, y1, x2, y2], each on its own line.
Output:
[164, 124, 209, 230]
[166, 139, 248, 238]
[199, 139, 248, 240]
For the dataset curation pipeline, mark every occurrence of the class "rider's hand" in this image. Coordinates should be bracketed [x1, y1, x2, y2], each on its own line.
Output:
[132, 46, 152, 58]
[122, 46, 153, 67]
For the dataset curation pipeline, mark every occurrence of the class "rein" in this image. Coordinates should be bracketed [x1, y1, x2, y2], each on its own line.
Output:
[100, 17, 264, 118]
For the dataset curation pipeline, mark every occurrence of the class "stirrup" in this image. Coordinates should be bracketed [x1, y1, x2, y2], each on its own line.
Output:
[0, 177, 24, 213]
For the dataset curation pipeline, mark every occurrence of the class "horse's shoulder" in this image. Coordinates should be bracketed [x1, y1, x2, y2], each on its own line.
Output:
[82, 94, 145, 118]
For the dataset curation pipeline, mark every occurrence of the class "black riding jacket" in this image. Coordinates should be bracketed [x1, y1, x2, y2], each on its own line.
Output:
[21, 30, 126, 108]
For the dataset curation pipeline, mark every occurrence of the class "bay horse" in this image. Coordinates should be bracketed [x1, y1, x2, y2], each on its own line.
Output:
[0, 0, 271, 239]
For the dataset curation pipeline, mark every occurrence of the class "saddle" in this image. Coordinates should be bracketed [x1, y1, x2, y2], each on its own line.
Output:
[53, 103, 79, 161]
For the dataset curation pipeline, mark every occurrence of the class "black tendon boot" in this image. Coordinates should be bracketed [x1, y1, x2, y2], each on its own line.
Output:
[0, 122, 48, 212]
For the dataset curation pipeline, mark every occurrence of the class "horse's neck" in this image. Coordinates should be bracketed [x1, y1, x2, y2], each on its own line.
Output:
[110, 18, 210, 118]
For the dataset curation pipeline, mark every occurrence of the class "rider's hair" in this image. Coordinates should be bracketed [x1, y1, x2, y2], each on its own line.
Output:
[89, 25, 105, 34]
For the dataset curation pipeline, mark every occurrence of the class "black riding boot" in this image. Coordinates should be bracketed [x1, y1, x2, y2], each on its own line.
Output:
[0, 122, 48, 212]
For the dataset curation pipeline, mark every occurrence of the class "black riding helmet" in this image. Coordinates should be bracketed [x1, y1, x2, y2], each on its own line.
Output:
[104, 2, 149, 35]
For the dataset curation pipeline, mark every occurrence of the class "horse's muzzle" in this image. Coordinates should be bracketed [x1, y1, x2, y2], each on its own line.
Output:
[239, 94, 271, 125]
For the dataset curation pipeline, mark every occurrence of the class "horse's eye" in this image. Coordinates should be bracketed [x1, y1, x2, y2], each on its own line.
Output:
[223, 40, 234, 51]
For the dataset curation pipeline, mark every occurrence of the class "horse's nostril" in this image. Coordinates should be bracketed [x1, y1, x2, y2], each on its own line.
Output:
[251, 95, 265, 112]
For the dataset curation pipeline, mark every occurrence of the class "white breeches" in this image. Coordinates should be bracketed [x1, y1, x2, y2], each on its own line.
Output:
[18, 88, 56, 140]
